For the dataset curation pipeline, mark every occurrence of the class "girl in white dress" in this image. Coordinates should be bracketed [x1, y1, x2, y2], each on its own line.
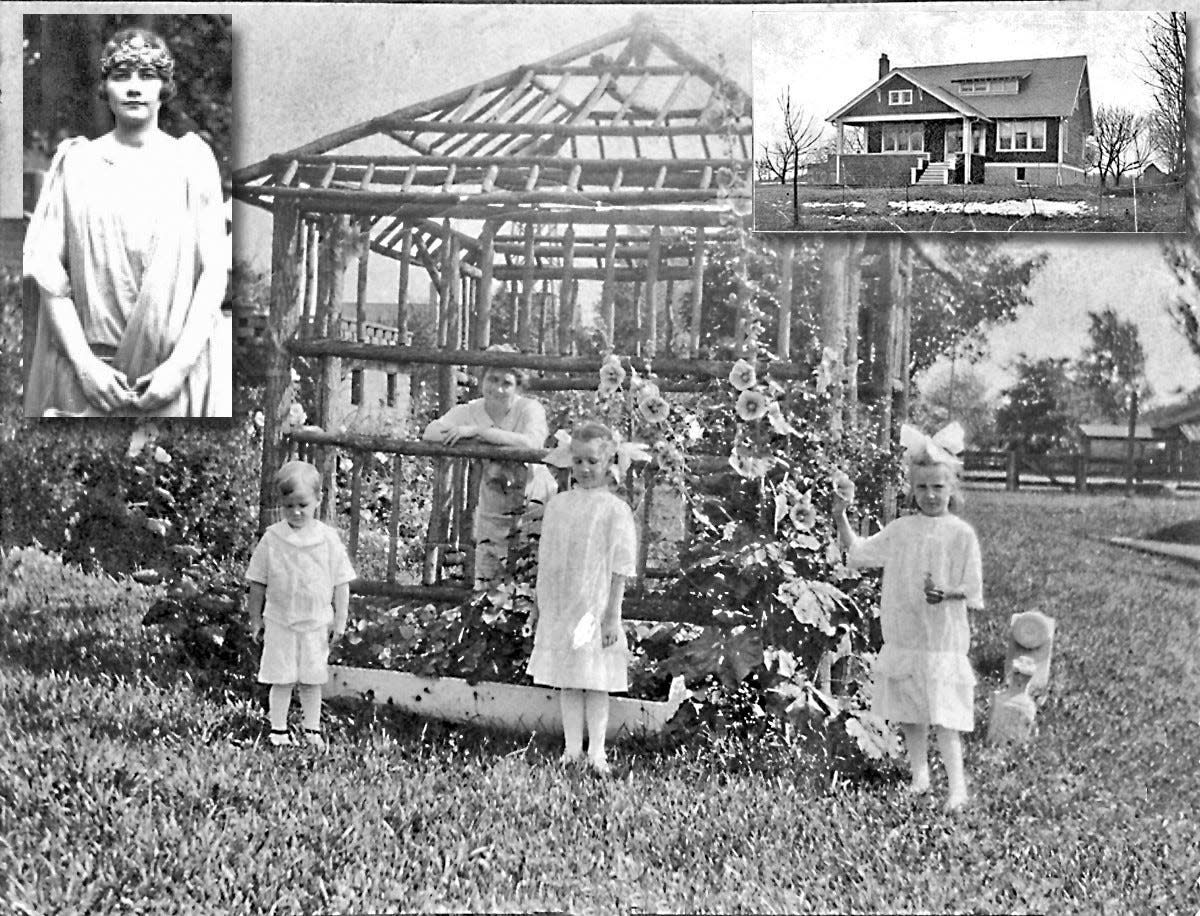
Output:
[527, 421, 637, 774]
[832, 424, 984, 811]
[423, 358, 554, 587]
[24, 27, 229, 417]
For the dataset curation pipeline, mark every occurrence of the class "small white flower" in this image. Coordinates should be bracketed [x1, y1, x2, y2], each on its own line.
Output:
[253, 411, 265, 429]
[153, 446, 172, 465]
[287, 402, 307, 427]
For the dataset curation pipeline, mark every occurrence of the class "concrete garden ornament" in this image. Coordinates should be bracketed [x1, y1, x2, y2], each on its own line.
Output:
[987, 610, 1056, 745]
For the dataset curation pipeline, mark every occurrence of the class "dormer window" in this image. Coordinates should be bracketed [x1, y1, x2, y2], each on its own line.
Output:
[888, 89, 913, 105]
[956, 77, 1020, 96]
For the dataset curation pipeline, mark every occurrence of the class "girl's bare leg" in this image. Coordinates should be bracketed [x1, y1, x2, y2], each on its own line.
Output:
[584, 690, 610, 772]
[900, 722, 930, 793]
[560, 689, 585, 761]
[936, 727, 968, 809]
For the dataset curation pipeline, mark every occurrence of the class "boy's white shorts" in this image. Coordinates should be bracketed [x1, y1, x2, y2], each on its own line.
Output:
[258, 620, 330, 685]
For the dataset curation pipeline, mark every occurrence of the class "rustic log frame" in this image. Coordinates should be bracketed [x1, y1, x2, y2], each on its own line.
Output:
[236, 17, 913, 636]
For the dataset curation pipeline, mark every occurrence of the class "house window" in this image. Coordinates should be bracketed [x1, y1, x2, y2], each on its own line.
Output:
[997, 119, 1046, 152]
[958, 78, 1019, 96]
[888, 89, 913, 106]
[1016, 167, 1027, 181]
[882, 124, 924, 152]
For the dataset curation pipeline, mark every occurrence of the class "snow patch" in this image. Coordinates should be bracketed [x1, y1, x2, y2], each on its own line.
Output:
[888, 199, 1093, 217]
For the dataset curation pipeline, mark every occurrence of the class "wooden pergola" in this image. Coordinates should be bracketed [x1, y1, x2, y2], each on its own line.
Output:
[232, 17, 912, 623]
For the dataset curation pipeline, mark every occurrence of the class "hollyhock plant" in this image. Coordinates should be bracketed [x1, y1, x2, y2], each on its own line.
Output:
[735, 389, 769, 422]
[728, 358, 756, 391]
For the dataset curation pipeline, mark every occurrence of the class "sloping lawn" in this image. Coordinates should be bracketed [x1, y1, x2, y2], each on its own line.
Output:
[753, 182, 1186, 232]
[2, 490, 1198, 913]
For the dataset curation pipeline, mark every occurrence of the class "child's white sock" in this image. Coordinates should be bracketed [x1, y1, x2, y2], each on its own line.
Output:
[584, 690, 610, 768]
[901, 723, 930, 793]
[937, 727, 968, 808]
[560, 689, 584, 760]
[268, 684, 293, 732]
[298, 684, 322, 732]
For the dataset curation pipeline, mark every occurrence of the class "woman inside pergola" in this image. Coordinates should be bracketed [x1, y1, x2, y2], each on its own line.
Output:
[423, 347, 556, 587]
[23, 27, 228, 417]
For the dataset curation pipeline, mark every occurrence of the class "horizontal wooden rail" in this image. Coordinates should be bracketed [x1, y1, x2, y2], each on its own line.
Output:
[285, 338, 812, 379]
[350, 577, 752, 628]
[286, 428, 547, 463]
[242, 185, 733, 208]
[379, 117, 752, 137]
[271, 152, 730, 170]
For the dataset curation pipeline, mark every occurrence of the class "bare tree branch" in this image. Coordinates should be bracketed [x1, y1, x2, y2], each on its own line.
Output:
[1140, 12, 1187, 175]
[1093, 105, 1155, 186]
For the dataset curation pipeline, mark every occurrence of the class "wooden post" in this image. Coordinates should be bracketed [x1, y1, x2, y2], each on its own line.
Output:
[518, 223, 535, 350]
[259, 199, 302, 533]
[645, 226, 662, 358]
[776, 239, 794, 360]
[316, 216, 349, 523]
[396, 224, 411, 344]
[896, 243, 913, 427]
[844, 236, 865, 430]
[601, 224, 618, 348]
[820, 237, 848, 438]
[303, 221, 318, 327]
[689, 227, 706, 356]
[352, 218, 369, 406]
[558, 225, 576, 355]
[474, 221, 497, 349]
[1125, 388, 1139, 498]
[1007, 446, 1021, 492]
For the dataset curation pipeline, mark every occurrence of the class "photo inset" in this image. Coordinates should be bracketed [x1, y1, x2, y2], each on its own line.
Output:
[753, 9, 1188, 233]
[22, 14, 232, 417]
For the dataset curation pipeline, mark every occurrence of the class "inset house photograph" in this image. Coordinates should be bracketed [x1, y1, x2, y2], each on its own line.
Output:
[22, 14, 233, 417]
[753, 9, 1188, 232]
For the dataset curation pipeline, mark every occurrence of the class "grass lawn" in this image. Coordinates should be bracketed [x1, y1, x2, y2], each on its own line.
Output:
[3, 490, 1199, 914]
[753, 182, 1187, 233]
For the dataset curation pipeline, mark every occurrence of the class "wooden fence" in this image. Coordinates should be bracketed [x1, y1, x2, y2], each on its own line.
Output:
[962, 448, 1200, 492]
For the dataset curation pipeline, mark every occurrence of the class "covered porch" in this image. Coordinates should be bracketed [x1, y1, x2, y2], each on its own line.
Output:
[832, 115, 990, 186]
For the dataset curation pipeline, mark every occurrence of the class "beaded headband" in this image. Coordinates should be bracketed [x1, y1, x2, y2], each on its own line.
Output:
[100, 33, 175, 80]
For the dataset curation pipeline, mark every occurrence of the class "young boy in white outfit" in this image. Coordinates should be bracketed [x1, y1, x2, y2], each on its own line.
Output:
[247, 460, 355, 749]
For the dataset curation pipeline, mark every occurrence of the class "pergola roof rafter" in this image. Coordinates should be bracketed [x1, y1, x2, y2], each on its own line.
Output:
[236, 15, 751, 267]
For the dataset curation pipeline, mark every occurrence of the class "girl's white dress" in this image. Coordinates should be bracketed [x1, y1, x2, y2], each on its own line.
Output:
[528, 487, 637, 693]
[23, 133, 230, 417]
[424, 396, 552, 586]
[847, 512, 983, 732]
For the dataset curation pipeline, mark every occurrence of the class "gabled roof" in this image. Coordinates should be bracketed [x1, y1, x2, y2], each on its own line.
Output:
[1079, 423, 1159, 441]
[828, 69, 987, 121]
[829, 55, 1089, 122]
[901, 56, 1088, 118]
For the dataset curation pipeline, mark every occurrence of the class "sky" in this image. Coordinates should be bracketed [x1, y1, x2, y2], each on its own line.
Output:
[921, 235, 1200, 407]
[223, 1, 1200, 409]
[752, 4, 1173, 153]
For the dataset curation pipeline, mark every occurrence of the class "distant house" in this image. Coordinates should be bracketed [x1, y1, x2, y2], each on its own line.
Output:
[827, 53, 1094, 187]
[1139, 163, 1171, 185]
[1077, 423, 1163, 462]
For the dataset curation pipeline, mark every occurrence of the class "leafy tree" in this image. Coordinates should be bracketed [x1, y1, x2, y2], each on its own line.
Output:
[1162, 238, 1200, 363]
[1073, 308, 1149, 422]
[1092, 105, 1154, 187]
[905, 240, 1048, 377]
[996, 356, 1080, 454]
[1140, 12, 1186, 176]
[911, 364, 999, 449]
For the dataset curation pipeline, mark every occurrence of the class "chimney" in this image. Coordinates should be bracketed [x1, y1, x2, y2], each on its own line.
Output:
[879, 53, 890, 79]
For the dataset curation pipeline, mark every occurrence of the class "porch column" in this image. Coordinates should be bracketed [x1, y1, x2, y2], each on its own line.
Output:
[962, 115, 971, 184]
[836, 121, 844, 184]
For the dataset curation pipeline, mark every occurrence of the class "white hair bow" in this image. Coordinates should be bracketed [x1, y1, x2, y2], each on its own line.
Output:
[543, 429, 652, 477]
[899, 422, 965, 467]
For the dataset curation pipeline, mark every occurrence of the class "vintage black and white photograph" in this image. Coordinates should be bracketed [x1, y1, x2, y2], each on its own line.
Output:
[2, 3, 1200, 914]
[753, 8, 1189, 232]
[21, 13, 232, 417]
